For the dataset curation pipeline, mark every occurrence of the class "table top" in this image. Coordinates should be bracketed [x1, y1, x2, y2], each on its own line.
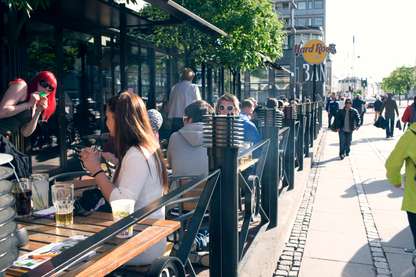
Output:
[6, 212, 180, 277]
[238, 158, 259, 172]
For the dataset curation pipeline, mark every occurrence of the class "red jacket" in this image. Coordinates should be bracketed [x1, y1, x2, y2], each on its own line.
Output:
[402, 105, 414, 123]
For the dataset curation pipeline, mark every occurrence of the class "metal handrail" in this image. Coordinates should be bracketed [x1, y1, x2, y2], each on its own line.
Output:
[24, 169, 221, 277]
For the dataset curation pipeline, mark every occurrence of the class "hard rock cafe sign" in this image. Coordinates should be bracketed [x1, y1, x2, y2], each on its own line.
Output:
[294, 39, 336, 64]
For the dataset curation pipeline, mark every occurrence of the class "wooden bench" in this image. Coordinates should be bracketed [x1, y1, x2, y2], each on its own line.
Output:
[5, 212, 180, 276]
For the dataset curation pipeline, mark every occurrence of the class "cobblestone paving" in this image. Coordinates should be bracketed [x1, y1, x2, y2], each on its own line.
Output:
[273, 131, 327, 277]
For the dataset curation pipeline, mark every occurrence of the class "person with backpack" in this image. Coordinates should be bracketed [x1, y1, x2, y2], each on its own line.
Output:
[325, 93, 339, 128]
[401, 96, 416, 126]
[385, 121, 416, 267]
[352, 95, 366, 126]
[380, 93, 399, 138]
[373, 96, 383, 122]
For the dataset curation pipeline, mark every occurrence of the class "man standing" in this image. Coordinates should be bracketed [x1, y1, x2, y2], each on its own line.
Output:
[352, 95, 366, 126]
[325, 93, 339, 128]
[380, 93, 399, 138]
[334, 98, 360, 160]
[168, 68, 201, 134]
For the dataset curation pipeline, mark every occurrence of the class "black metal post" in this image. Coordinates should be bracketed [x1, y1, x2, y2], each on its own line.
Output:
[55, 24, 67, 169]
[296, 104, 306, 170]
[314, 102, 319, 140]
[283, 105, 297, 190]
[256, 108, 283, 228]
[119, 4, 127, 90]
[304, 102, 311, 157]
[207, 67, 213, 104]
[147, 47, 156, 109]
[205, 116, 243, 277]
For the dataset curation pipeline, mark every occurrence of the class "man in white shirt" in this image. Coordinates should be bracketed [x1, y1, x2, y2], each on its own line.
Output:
[168, 68, 201, 134]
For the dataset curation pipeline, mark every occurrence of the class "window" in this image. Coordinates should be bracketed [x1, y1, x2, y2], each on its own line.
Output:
[314, 17, 324, 26]
[314, 0, 323, 9]
[282, 2, 289, 9]
[295, 17, 307, 26]
[298, 1, 307, 9]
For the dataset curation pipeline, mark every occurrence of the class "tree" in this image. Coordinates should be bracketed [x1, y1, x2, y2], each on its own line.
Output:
[382, 66, 416, 103]
[140, 0, 285, 93]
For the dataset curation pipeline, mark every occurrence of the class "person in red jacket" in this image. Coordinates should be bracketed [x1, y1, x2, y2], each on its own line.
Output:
[402, 96, 416, 126]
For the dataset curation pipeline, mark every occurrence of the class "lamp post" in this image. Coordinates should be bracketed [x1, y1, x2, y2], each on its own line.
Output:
[289, 0, 297, 100]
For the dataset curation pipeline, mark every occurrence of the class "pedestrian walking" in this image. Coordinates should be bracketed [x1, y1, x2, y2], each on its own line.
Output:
[401, 96, 416, 126]
[325, 93, 339, 128]
[168, 68, 201, 135]
[352, 95, 366, 126]
[373, 96, 383, 122]
[385, 122, 416, 266]
[380, 93, 399, 138]
[333, 98, 360, 160]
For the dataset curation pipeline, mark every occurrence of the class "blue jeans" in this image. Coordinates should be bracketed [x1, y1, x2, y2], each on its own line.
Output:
[339, 130, 352, 156]
[385, 116, 395, 137]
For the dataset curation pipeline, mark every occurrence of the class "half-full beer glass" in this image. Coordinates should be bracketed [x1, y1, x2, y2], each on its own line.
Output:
[51, 183, 74, 226]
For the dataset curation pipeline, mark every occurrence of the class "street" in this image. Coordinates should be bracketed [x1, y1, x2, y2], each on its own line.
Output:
[274, 108, 414, 277]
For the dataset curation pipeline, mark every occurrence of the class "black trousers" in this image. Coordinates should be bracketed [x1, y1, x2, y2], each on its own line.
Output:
[339, 130, 352, 156]
[385, 116, 395, 138]
[407, 212, 416, 249]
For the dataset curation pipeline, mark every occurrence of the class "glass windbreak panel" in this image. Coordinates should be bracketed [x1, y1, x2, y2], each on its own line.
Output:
[24, 22, 58, 172]
[155, 51, 167, 109]
[127, 44, 140, 94]
[249, 68, 269, 103]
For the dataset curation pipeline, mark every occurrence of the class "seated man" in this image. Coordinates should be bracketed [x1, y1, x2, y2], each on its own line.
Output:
[167, 100, 214, 197]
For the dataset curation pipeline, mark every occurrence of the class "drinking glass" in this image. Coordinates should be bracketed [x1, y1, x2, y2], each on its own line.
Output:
[12, 178, 32, 217]
[30, 173, 49, 211]
[111, 199, 135, 239]
[51, 183, 74, 226]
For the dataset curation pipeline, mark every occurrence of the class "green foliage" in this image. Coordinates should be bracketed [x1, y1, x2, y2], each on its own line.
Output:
[2, 0, 51, 16]
[381, 66, 416, 95]
[140, 0, 285, 71]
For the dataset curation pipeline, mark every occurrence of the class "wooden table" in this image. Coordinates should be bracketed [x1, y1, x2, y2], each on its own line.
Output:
[6, 212, 180, 276]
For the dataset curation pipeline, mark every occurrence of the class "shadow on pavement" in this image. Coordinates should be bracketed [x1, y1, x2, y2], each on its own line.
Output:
[342, 179, 403, 199]
[342, 227, 415, 277]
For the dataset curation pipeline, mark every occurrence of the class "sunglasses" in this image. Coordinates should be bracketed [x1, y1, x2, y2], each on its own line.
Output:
[39, 79, 54, 92]
[219, 105, 234, 112]
[345, 102, 352, 104]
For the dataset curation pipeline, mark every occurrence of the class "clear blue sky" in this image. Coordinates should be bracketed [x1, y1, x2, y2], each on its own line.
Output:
[326, 0, 416, 83]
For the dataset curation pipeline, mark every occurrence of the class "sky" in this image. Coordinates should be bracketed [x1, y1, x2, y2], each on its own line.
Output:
[326, 0, 416, 84]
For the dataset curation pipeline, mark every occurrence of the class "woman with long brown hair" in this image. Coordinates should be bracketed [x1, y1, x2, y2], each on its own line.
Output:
[80, 91, 167, 265]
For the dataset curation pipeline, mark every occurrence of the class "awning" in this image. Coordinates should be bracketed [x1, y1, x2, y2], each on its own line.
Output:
[32, 0, 226, 37]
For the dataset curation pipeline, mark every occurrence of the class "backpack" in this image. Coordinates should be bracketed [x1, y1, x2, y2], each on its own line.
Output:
[0, 135, 31, 178]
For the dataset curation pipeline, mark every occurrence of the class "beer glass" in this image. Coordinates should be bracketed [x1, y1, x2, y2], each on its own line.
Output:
[111, 199, 135, 238]
[51, 183, 74, 226]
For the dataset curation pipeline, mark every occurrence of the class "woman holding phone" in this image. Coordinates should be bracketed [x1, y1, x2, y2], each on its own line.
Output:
[0, 71, 57, 137]
[80, 91, 168, 265]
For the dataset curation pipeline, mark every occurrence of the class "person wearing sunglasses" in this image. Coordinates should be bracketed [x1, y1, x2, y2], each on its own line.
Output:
[333, 98, 361, 160]
[0, 71, 57, 137]
[216, 94, 261, 145]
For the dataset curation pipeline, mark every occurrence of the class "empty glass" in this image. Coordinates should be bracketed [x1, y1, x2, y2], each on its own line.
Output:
[51, 183, 74, 226]
[30, 174, 49, 211]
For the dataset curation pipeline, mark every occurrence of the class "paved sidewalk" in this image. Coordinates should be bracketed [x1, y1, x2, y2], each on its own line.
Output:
[275, 110, 415, 277]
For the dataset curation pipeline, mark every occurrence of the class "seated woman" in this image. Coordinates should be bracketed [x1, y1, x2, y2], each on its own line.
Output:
[0, 71, 57, 137]
[80, 91, 168, 266]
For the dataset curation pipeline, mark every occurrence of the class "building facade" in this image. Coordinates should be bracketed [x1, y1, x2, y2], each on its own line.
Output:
[272, 0, 330, 100]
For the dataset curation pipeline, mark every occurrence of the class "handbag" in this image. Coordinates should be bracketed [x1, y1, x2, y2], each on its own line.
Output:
[395, 120, 402, 130]
[374, 116, 387, 130]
